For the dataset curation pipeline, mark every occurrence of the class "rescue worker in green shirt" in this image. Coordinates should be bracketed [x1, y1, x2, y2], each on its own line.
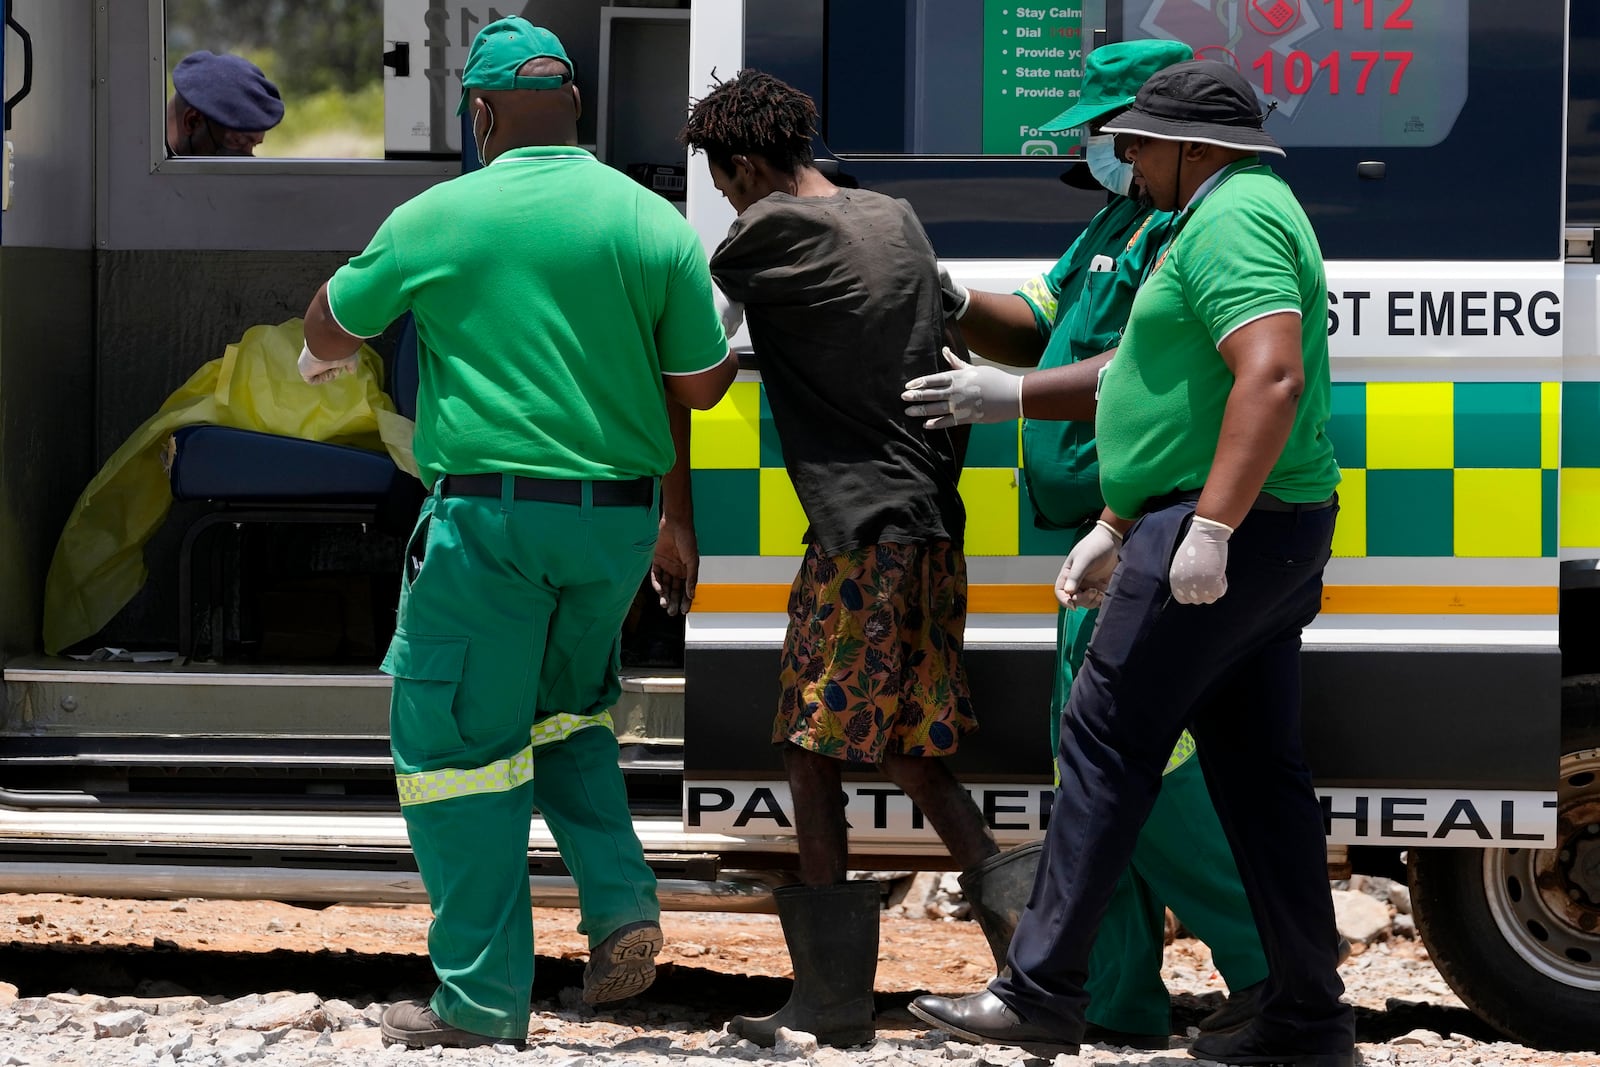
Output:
[903, 40, 1271, 1048]
[297, 18, 736, 1050]
[907, 58, 1351, 1067]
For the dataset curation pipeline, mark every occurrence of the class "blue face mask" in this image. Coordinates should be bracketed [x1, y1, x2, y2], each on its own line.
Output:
[1086, 134, 1134, 197]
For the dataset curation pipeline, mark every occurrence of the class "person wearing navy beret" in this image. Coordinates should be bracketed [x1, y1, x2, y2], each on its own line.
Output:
[165, 50, 284, 157]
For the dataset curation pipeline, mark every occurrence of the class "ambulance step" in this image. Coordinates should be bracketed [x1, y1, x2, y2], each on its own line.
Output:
[2, 658, 684, 745]
[0, 853, 786, 912]
[2, 657, 392, 737]
[615, 669, 684, 745]
[0, 735, 393, 770]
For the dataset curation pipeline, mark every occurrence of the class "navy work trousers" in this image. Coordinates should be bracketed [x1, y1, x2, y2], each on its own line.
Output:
[991, 497, 1353, 1054]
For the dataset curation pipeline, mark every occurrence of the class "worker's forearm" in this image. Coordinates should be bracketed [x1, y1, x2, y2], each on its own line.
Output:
[1197, 373, 1300, 529]
[1016, 351, 1112, 422]
[958, 291, 1047, 368]
[662, 399, 694, 520]
[1099, 507, 1135, 535]
[303, 284, 365, 362]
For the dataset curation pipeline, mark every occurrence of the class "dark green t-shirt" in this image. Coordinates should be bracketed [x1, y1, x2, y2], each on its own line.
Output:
[1096, 162, 1340, 519]
[329, 146, 728, 487]
[1017, 195, 1175, 531]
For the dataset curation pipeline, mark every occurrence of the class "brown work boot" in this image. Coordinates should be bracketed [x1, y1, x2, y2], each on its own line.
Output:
[583, 919, 664, 1004]
[379, 1000, 513, 1049]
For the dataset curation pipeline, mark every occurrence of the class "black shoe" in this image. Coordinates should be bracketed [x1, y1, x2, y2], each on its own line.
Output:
[1202, 940, 1348, 1036]
[1189, 1023, 1353, 1067]
[1083, 1022, 1168, 1050]
[379, 1000, 516, 1049]
[1197, 980, 1263, 1034]
[908, 990, 1081, 1054]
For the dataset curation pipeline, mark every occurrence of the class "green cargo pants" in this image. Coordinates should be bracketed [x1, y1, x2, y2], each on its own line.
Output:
[384, 478, 662, 1040]
[1053, 605, 1269, 1036]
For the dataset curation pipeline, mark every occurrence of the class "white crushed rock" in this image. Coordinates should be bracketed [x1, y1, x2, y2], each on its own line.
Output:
[1331, 887, 1394, 944]
[0, 935, 1588, 1066]
[886, 871, 971, 921]
[230, 992, 329, 1033]
[92, 1008, 148, 1038]
[772, 1026, 819, 1056]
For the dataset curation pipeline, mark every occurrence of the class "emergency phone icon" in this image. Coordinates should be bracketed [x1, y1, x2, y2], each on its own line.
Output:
[1245, 0, 1301, 35]
[1021, 140, 1059, 156]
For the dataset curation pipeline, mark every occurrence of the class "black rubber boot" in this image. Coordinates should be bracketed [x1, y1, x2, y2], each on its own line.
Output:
[730, 882, 880, 1048]
[959, 842, 1042, 972]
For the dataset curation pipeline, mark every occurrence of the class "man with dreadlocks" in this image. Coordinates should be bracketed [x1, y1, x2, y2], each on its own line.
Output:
[681, 70, 1009, 1049]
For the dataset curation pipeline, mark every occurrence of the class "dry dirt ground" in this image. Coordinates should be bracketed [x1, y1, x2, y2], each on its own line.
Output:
[0, 895, 1006, 993]
[0, 892, 1475, 1013]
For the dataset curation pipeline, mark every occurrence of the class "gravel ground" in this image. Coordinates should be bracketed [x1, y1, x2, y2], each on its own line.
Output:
[0, 891, 1593, 1067]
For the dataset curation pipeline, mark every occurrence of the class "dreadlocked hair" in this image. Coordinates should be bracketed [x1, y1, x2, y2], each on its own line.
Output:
[680, 69, 817, 175]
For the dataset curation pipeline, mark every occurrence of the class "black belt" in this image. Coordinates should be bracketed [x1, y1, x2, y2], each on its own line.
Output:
[441, 474, 656, 507]
[1253, 491, 1337, 513]
[1148, 489, 1337, 514]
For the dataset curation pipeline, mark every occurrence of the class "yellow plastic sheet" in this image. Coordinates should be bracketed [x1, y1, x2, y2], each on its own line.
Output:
[43, 319, 417, 655]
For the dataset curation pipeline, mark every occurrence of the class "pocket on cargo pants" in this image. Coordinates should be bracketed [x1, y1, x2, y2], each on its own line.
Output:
[383, 629, 469, 767]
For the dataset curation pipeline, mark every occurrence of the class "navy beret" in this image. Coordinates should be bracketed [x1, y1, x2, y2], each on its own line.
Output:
[172, 51, 285, 132]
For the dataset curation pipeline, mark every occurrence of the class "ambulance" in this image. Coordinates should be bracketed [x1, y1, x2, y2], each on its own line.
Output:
[0, 0, 1594, 1048]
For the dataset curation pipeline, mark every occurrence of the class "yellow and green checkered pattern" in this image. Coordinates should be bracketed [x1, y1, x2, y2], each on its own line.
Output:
[396, 744, 535, 807]
[393, 712, 614, 807]
[690, 380, 1600, 558]
[530, 711, 613, 749]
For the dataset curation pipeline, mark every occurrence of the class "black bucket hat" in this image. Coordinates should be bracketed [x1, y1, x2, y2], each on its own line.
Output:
[1101, 59, 1283, 157]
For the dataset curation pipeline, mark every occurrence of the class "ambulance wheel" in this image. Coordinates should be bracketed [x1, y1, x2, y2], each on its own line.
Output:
[1407, 675, 1600, 1049]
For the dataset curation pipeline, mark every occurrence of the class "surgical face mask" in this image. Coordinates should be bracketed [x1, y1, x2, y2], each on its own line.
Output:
[1086, 134, 1134, 198]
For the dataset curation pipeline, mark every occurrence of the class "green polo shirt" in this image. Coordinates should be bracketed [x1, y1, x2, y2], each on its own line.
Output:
[1095, 162, 1340, 520]
[1016, 195, 1174, 531]
[328, 145, 728, 487]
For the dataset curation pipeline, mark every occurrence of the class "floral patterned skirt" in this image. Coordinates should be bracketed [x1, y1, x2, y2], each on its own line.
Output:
[774, 540, 975, 762]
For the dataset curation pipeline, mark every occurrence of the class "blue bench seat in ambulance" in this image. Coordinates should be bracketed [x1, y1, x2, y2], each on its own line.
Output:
[167, 426, 398, 502]
[169, 315, 420, 660]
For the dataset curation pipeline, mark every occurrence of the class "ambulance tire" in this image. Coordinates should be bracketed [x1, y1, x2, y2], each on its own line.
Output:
[1407, 674, 1600, 1050]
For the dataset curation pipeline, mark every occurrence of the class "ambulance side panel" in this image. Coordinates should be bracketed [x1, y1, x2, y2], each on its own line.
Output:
[683, 0, 1568, 852]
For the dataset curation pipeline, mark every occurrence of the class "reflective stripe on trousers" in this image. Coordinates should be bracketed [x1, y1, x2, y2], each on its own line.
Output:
[1164, 729, 1196, 774]
[395, 711, 614, 807]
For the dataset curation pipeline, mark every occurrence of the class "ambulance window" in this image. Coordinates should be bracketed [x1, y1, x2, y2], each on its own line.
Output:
[1570, 2, 1600, 227]
[162, 0, 384, 159]
[824, 1, 1471, 157]
[1120, 0, 1467, 149]
[826, 2, 1098, 158]
[781, 0, 1565, 261]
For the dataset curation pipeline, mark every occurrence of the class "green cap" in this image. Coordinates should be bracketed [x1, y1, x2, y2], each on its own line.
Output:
[1038, 38, 1194, 133]
[457, 17, 574, 115]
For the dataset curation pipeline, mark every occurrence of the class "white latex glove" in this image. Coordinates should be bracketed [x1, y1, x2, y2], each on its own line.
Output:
[1056, 520, 1124, 609]
[939, 262, 971, 320]
[713, 283, 744, 338]
[298, 343, 359, 384]
[902, 347, 1024, 430]
[1169, 516, 1234, 605]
